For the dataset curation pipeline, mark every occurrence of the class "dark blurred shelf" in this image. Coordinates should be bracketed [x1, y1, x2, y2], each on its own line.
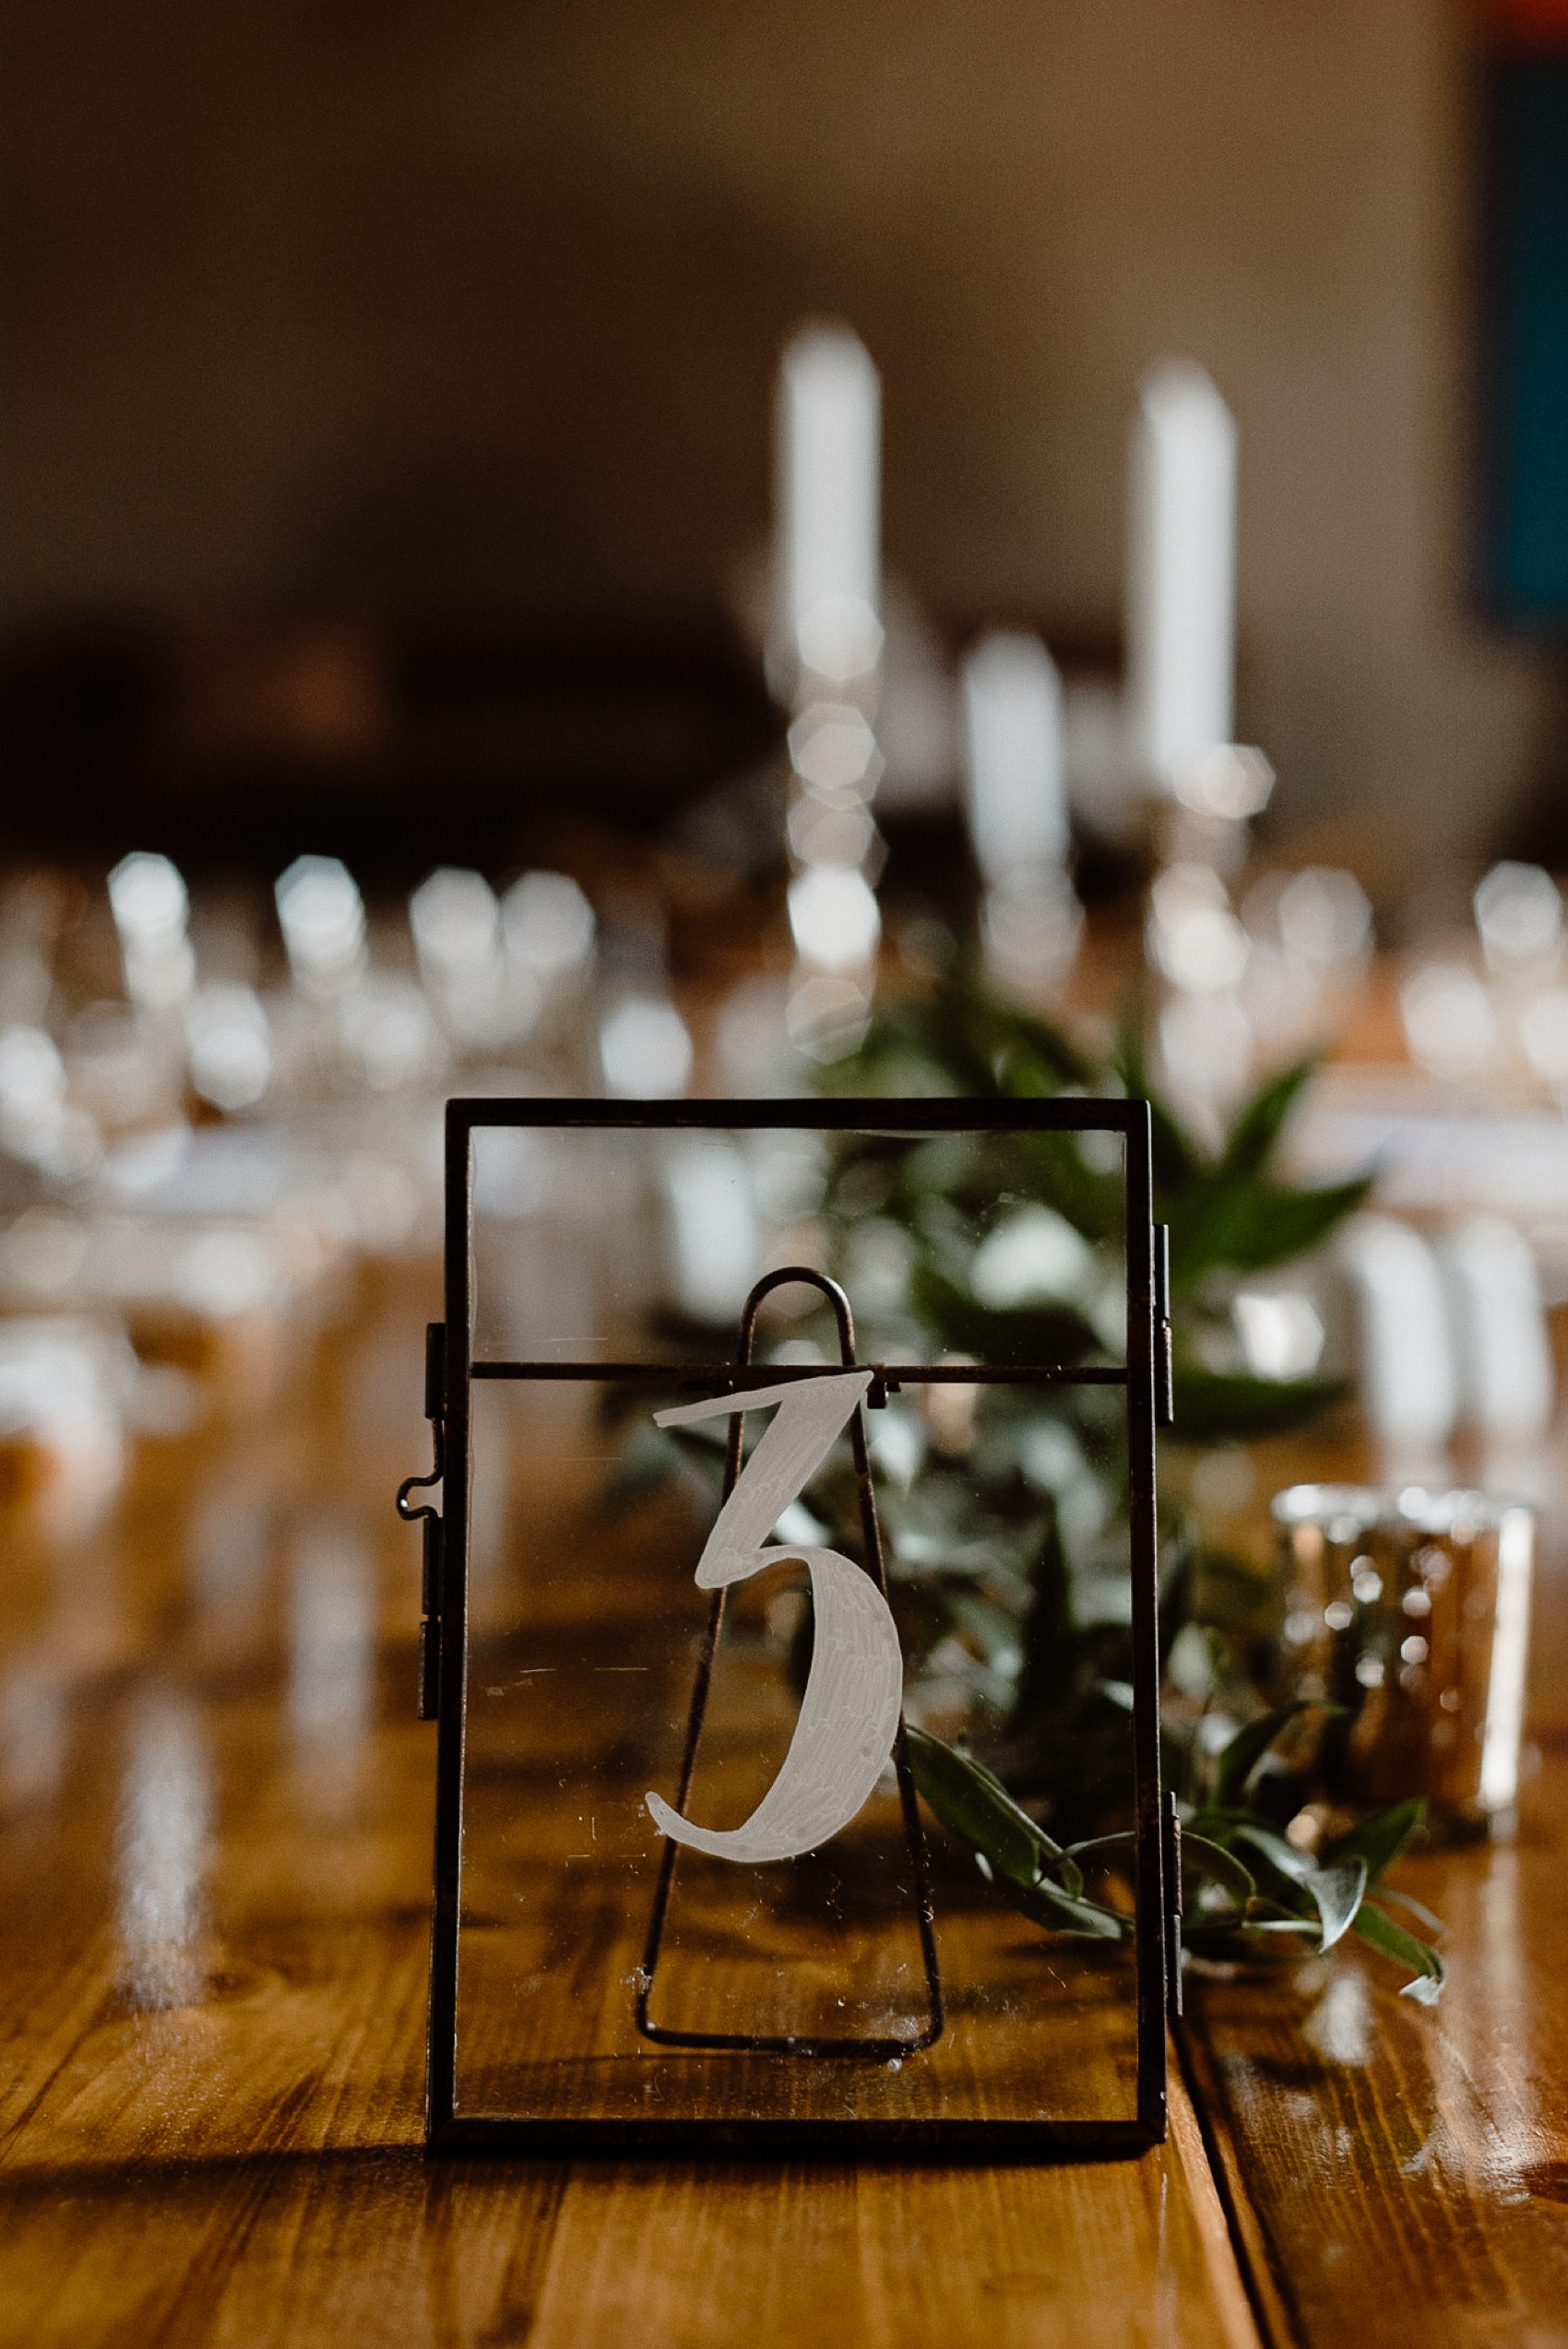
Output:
[0, 614, 780, 881]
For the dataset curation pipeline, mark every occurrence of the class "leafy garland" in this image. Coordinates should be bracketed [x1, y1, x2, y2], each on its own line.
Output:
[608, 954, 1446, 1999]
[907, 1714, 1443, 2002]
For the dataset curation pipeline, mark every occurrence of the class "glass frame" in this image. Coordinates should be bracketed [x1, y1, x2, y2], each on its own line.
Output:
[412, 1095, 1172, 2153]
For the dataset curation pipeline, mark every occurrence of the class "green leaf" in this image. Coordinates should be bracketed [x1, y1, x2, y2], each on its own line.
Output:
[1170, 1174, 1372, 1287]
[1114, 1023, 1199, 1192]
[905, 1726, 1063, 1882]
[1064, 1831, 1134, 1864]
[1183, 1805, 1265, 1846]
[1179, 1831, 1259, 1910]
[989, 1862, 1125, 1940]
[990, 1012, 1095, 1094]
[1060, 1829, 1142, 1907]
[1005, 1130, 1125, 1242]
[1228, 1827, 1371, 1952]
[1229, 1820, 1315, 1885]
[1352, 1900, 1445, 2003]
[907, 1729, 1120, 1933]
[831, 958, 1097, 1105]
[1234, 1176, 1376, 1270]
[909, 1263, 1100, 1370]
[1372, 1886, 1447, 1940]
[954, 1742, 1085, 1892]
[1321, 1800, 1425, 1889]
[1170, 1368, 1352, 1442]
[1218, 1059, 1317, 1180]
[1063, 1826, 1259, 1922]
[1226, 1825, 1330, 1931]
[1298, 1857, 1368, 1952]
[1212, 1702, 1329, 1809]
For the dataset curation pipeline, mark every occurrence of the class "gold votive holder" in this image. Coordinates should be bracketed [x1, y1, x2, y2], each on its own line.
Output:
[1271, 1483, 1534, 1838]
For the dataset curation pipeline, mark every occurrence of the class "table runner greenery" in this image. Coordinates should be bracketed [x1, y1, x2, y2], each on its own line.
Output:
[607, 955, 1444, 1999]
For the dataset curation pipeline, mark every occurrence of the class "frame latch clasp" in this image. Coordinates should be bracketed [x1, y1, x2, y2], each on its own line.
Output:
[396, 1322, 446, 1720]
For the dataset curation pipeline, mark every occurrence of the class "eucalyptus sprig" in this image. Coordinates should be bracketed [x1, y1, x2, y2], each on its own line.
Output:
[598, 952, 1447, 2000]
[907, 1704, 1443, 2002]
[804, 953, 1376, 1824]
[607, 955, 1375, 1816]
[821, 955, 1371, 1438]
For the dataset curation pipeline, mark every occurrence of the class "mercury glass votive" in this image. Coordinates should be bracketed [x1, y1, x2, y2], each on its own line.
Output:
[1272, 1484, 1534, 1838]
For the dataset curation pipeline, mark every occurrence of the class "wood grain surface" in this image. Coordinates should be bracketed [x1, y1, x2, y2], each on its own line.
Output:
[1181, 1434, 1568, 2349]
[4, 1256, 1568, 2344]
[0, 1263, 1256, 2347]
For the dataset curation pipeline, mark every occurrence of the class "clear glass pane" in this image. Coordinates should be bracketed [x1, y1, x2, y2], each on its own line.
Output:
[454, 1116, 1143, 2131]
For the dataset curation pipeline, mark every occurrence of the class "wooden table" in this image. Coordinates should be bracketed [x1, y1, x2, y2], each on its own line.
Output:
[3, 1260, 1566, 2347]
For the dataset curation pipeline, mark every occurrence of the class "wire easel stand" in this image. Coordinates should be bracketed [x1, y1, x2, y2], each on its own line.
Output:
[634, 1265, 945, 2060]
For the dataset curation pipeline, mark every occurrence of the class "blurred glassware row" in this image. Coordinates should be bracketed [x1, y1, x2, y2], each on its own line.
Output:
[1146, 855, 1568, 1136]
[8, 831, 1568, 1546]
[1400, 860, 1568, 1096]
[1278, 860, 1568, 1314]
[1146, 859, 1373, 1129]
[0, 825, 893, 1540]
[0, 847, 609, 1535]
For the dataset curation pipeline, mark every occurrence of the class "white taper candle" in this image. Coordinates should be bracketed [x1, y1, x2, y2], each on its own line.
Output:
[1126, 359, 1237, 795]
[777, 325, 883, 685]
[961, 630, 1068, 884]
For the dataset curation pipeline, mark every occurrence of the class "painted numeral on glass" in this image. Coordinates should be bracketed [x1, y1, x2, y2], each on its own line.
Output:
[646, 1370, 902, 1865]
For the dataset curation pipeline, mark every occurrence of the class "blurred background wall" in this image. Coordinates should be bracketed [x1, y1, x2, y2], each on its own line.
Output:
[0, 0, 1560, 870]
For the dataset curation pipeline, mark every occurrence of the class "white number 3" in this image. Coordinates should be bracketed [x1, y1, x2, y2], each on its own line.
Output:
[646, 1370, 904, 1866]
